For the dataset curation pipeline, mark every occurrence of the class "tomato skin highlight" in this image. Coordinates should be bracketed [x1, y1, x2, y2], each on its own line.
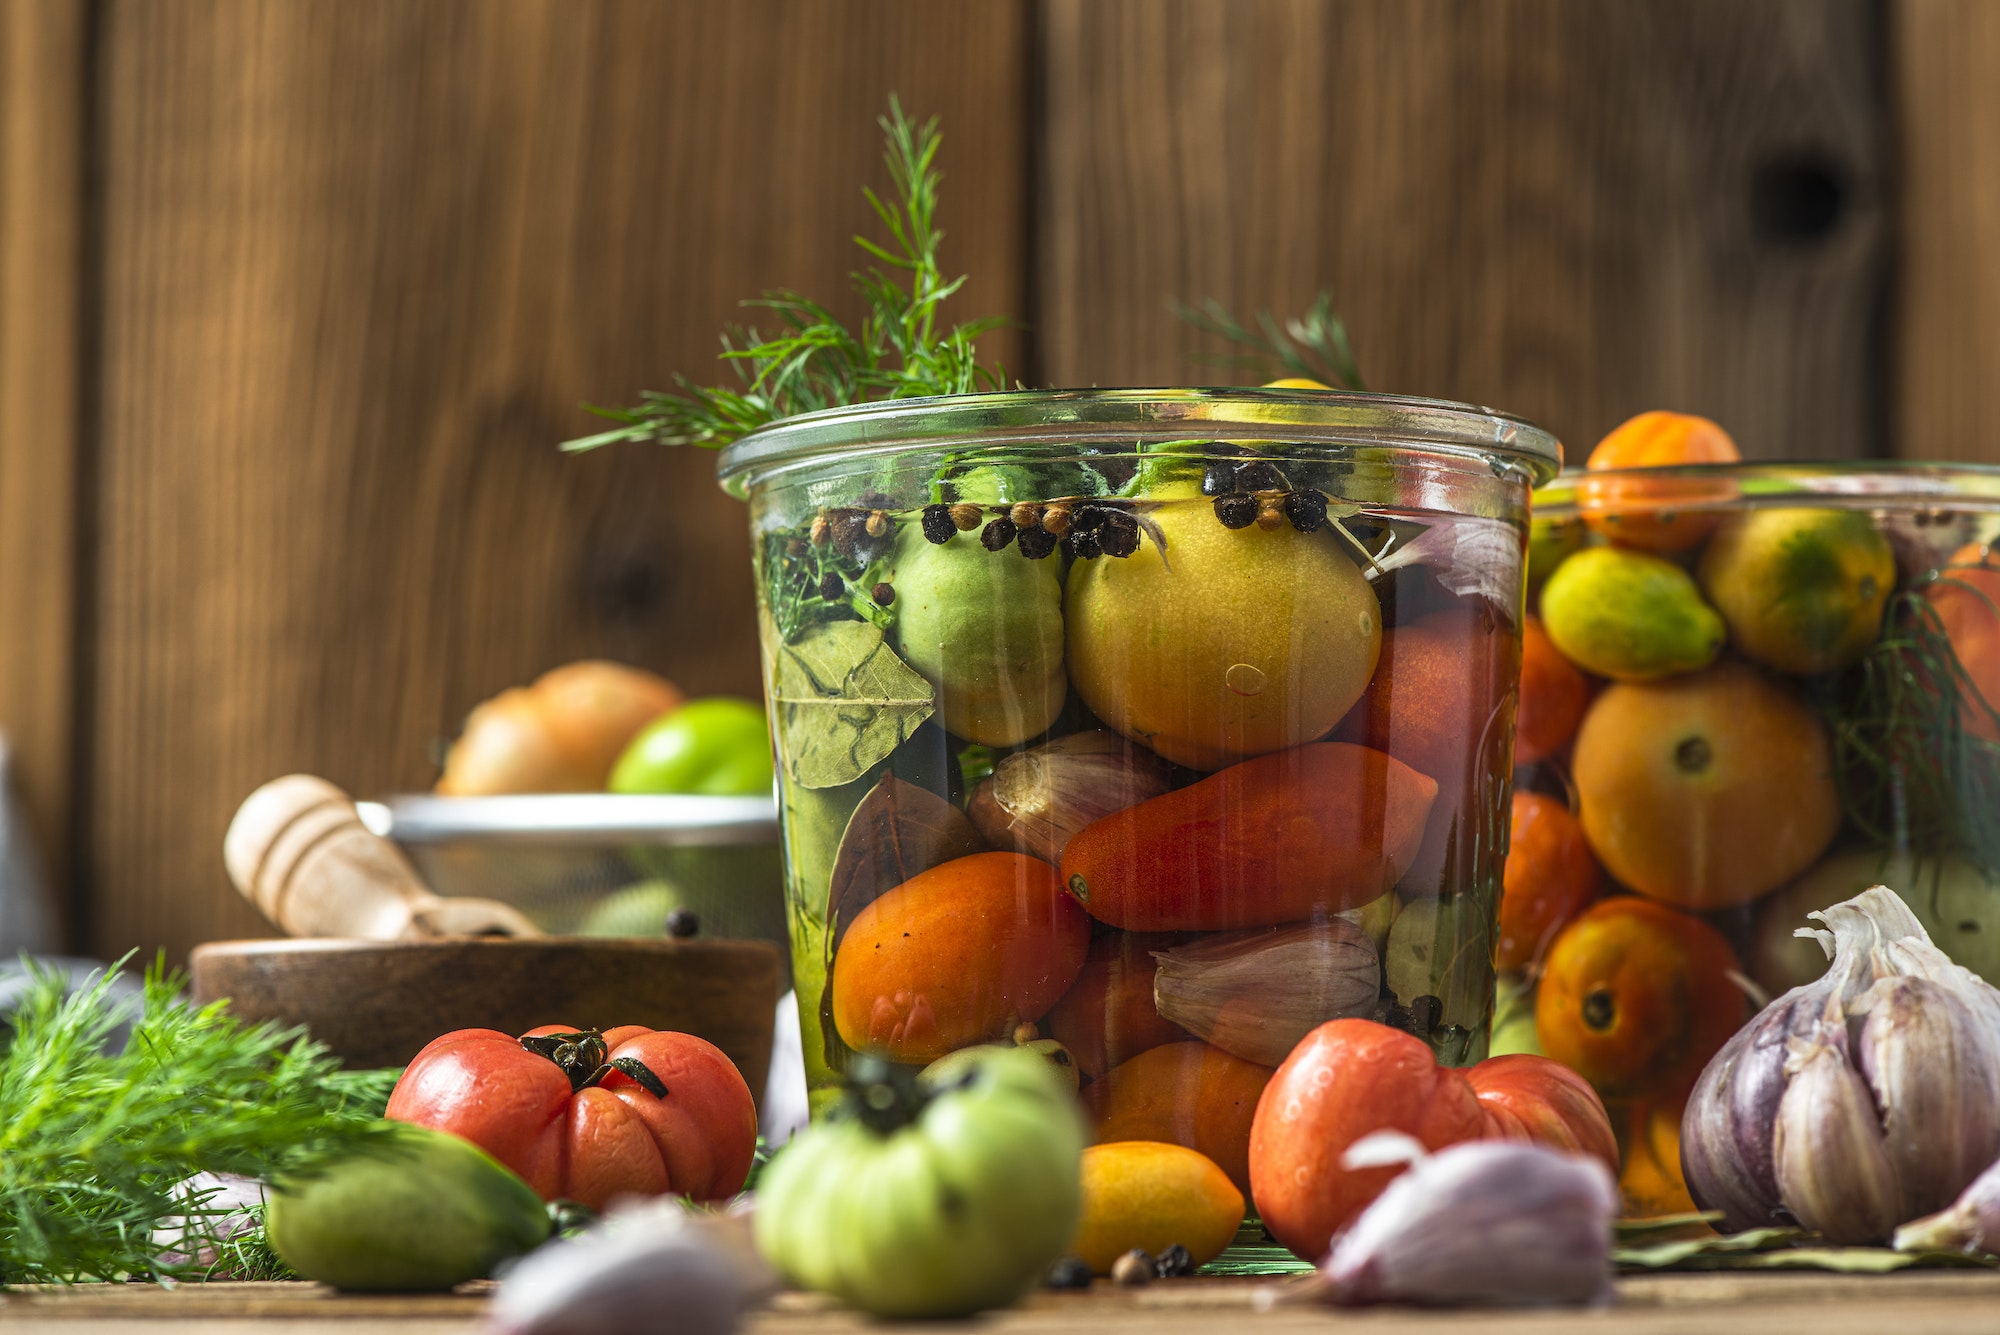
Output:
[1060, 743, 1437, 931]
[385, 1023, 757, 1212]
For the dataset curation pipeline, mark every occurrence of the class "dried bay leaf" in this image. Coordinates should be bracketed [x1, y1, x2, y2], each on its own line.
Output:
[772, 620, 934, 789]
[818, 772, 987, 1076]
[826, 773, 986, 954]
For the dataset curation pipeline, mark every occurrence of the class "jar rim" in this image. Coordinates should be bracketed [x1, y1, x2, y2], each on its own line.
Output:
[715, 387, 1562, 496]
[1533, 460, 2000, 516]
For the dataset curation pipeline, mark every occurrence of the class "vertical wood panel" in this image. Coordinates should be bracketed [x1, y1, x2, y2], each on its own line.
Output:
[1038, 0, 1888, 461]
[1893, 0, 2000, 462]
[0, 0, 84, 927]
[89, 0, 1031, 961]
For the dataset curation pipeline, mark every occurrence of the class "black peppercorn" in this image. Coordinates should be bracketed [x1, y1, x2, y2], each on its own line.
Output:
[872, 582, 895, 606]
[1235, 460, 1287, 493]
[1066, 528, 1104, 560]
[1045, 1257, 1094, 1290]
[920, 504, 955, 544]
[980, 517, 1017, 551]
[665, 908, 700, 938]
[785, 537, 807, 558]
[1070, 505, 1108, 532]
[1214, 493, 1257, 530]
[1098, 512, 1140, 557]
[1200, 462, 1237, 497]
[1154, 1244, 1196, 1279]
[1283, 489, 1329, 533]
[818, 572, 845, 601]
[828, 509, 870, 550]
[1409, 994, 1443, 1034]
[1017, 525, 1058, 560]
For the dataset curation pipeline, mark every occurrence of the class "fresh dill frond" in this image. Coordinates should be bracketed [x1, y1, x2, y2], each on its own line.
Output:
[0, 958, 397, 1286]
[1173, 290, 1369, 391]
[564, 97, 1011, 454]
[1822, 583, 2000, 870]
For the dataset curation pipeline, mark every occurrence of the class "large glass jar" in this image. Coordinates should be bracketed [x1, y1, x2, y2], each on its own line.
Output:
[719, 388, 1560, 1193]
[1516, 463, 2000, 1216]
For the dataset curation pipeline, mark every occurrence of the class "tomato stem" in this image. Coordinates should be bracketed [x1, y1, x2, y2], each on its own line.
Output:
[519, 1030, 669, 1099]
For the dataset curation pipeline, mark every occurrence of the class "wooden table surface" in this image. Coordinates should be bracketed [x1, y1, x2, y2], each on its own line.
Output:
[7, 1273, 2000, 1334]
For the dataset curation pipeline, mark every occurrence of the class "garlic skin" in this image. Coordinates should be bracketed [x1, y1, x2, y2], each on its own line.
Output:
[482, 1199, 771, 1335]
[1153, 921, 1379, 1067]
[150, 1173, 266, 1272]
[1320, 1136, 1616, 1306]
[966, 731, 1174, 863]
[1772, 1022, 1901, 1244]
[1895, 1155, 2000, 1254]
[1682, 886, 2000, 1241]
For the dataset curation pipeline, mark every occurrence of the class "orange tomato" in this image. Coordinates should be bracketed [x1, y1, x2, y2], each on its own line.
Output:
[1576, 411, 1741, 554]
[1045, 931, 1192, 1080]
[1085, 1041, 1272, 1197]
[1618, 1100, 1700, 1218]
[1927, 542, 2000, 742]
[1496, 791, 1600, 972]
[1333, 607, 1515, 895]
[1514, 617, 1591, 766]
[830, 852, 1090, 1063]
[1534, 897, 1746, 1104]
[1060, 743, 1436, 930]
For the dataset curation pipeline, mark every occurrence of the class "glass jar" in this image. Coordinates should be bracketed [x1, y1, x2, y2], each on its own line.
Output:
[719, 388, 1560, 1191]
[1517, 462, 2000, 1216]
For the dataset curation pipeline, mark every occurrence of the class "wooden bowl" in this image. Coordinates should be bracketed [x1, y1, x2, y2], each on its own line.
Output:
[190, 936, 784, 1099]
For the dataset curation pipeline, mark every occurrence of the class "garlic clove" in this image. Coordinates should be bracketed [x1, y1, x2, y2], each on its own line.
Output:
[483, 1198, 770, 1335]
[1680, 995, 1810, 1231]
[1320, 1139, 1616, 1307]
[1152, 921, 1379, 1067]
[1894, 1155, 2000, 1255]
[966, 731, 1174, 864]
[1772, 1021, 1902, 1244]
[1855, 974, 2000, 1222]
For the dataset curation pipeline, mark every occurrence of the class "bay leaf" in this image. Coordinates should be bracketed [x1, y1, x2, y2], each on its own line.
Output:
[772, 620, 935, 789]
[825, 773, 987, 955]
[1614, 1227, 1802, 1270]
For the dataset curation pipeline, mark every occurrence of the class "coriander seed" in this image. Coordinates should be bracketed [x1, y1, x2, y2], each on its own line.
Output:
[1010, 502, 1044, 530]
[865, 509, 889, 538]
[949, 503, 983, 531]
[1111, 1250, 1155, 1287]
[1256, 495, 1286, 531]
[1042, 503, 1074, 537]
[809, 513, 831, 546]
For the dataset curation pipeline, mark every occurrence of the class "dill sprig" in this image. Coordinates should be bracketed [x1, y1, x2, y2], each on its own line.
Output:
[563, 97, 1011, 454]
[0, 958, 396, 1285]
[1173, 290, 1369, 391]
[1822, 582, 2000, 871]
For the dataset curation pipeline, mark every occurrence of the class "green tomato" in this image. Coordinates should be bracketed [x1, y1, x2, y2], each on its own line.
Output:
[754, 1047, 1084, 1318]
[607, 697, 774, 795]
[265, 1121, 549, 1292]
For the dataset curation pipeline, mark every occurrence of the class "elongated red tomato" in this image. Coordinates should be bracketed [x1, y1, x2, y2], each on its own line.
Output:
[1059, 743, 1436, 930]
[386, 1024, 756, 1211]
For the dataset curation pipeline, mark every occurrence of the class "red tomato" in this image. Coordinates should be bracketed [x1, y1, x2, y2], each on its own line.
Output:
[1465, 1053, 1619, 1173]
[1247, 1019, 1485, 1261]
[386, 1024, 757, 1211]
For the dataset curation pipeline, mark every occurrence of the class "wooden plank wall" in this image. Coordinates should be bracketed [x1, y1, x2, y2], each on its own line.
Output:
[82, 0, 1030, 960]
[4, 0, 1998, 960]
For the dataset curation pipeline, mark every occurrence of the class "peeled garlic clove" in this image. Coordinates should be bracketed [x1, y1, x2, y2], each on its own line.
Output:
[1894, 1155, 2000, 1254]
[1772, 1022, 1902, 1244]
[1153, 921, 1379, 1067]
[1320, 1139, 1616, 1306]
[966, 731, 1174, 863]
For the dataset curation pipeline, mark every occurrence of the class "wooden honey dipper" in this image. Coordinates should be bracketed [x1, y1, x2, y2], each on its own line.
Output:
[224, 774, 540, 940]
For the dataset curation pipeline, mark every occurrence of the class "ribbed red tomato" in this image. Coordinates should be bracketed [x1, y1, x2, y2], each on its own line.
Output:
[385, 1023, 756, 1211]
